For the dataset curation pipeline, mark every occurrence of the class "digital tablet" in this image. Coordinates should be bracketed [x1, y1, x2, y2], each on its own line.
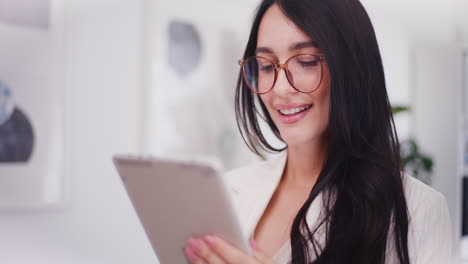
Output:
[112, 155, 251, 264]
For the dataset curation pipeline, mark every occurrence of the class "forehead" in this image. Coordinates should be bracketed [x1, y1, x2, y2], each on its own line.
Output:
[257, 4, 315, 55]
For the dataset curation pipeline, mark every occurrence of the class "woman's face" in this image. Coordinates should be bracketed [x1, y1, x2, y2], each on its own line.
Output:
[256, 4, 331, 148]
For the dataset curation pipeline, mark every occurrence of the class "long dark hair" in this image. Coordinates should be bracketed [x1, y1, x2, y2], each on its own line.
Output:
[235, 0, 410, 263]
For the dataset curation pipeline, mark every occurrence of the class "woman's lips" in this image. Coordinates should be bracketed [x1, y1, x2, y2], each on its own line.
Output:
[276, 105, 313, 124]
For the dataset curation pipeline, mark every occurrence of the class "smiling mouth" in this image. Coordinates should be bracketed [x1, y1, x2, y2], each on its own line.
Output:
[278, 104, 313, 116]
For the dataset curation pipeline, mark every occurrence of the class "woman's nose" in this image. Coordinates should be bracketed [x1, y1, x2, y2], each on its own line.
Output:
[272, 67, 297, 96]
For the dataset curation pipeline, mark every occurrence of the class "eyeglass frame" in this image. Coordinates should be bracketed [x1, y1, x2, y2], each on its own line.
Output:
[238, 53, 326, 95]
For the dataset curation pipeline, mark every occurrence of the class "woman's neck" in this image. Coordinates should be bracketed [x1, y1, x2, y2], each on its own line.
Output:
[282, 139, 327, 189]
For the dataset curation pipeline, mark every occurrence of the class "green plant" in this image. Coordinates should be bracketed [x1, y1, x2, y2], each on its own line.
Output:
[392, 105, 433, 184]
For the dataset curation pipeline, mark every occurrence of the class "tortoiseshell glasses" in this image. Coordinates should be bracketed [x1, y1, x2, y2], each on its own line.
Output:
[238, 54, 326, 94]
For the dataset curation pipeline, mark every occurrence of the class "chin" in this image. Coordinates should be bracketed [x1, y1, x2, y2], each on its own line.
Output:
[280, 129, 322, 147]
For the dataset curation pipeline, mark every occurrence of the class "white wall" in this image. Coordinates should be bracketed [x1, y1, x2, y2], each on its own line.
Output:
[411, 43, 465, 258]
[1, 0, 157, 263]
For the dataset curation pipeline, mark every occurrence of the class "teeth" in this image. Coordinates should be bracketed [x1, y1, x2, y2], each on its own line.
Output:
[279, 105, 312, 115]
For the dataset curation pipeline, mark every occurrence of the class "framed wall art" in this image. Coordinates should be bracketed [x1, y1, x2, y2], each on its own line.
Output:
[0, 0, 66, 209]
[141, 2, 264, 171]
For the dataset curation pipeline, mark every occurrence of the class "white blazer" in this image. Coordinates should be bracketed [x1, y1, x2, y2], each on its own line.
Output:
[223, 151, 453, 263]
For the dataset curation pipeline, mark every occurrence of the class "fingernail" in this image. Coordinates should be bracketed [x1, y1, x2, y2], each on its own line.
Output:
[184, 247, 200, 262]
[204, 234, 217, 248]
[187, 238, 203, 254]
[249, 238, 260, 251]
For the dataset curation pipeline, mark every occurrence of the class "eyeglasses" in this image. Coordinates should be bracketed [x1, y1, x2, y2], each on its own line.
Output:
[238, 54, 326, 94]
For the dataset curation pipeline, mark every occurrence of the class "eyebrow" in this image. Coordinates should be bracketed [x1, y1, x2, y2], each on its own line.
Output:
[255, 40, 319, 54]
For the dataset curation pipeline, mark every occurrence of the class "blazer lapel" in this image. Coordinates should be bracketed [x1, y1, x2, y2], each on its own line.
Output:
[241, 152, 288, 239]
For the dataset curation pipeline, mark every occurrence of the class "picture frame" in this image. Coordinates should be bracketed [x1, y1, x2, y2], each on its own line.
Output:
[141, 1, 260, 171]
[0, 0, 66, 209]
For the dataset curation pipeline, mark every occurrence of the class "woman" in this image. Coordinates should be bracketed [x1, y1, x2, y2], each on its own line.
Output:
[184, 0, 452, 263]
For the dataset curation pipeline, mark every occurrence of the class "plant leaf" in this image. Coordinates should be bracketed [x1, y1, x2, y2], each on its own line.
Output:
[392, 105, 410, 115]
[421, 156, 433, 172]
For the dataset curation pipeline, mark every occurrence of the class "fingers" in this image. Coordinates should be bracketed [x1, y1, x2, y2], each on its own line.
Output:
[185, 246, 207, 264]
[202, 234, 255, 263]
[186, 237, 226, 264]
[186, 235, 276, 264]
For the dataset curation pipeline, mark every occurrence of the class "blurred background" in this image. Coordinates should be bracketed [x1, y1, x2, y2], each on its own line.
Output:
[0, 0, 467, 263]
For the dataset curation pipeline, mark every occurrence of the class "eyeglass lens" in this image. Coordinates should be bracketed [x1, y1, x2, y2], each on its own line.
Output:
[242, 55, 322, 94]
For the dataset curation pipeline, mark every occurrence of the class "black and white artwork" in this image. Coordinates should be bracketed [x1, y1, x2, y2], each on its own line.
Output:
[0, 0, 64, 209]
[144, 12, 258, 171]
[167, 21, 202, 78]
[0, 81, 35, 162]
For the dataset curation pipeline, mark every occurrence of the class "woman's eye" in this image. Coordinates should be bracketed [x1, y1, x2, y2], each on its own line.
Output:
[298, 60, 319, 67]
[260, 64, 275, 72]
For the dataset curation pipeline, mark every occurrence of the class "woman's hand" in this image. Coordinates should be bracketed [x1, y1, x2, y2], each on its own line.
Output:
[184, 234, 276, 264]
